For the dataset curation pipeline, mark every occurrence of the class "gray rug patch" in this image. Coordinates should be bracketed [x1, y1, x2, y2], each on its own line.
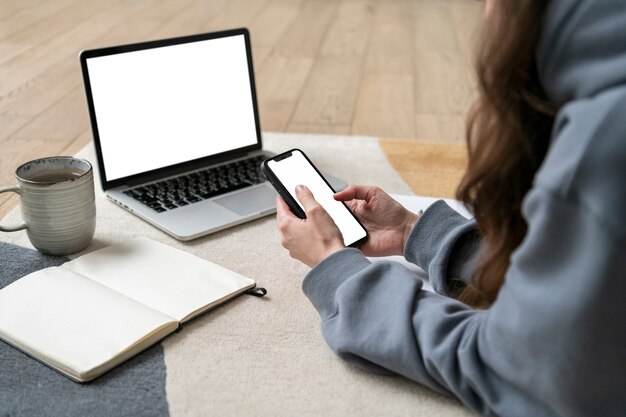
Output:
[0, 242, 169, 417]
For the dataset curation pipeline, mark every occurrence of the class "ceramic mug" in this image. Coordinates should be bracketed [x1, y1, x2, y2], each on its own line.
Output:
[0, 156, 96, 255]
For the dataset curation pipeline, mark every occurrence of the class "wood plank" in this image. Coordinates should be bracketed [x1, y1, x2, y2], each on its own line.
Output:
[0, 0, 146, 100]
[290, 55, 363, 126]
[352, 73, 415, 139]
[202, 0, 272, 32]
[353, 0, 416, 139]
[0, 0, 197, 125]
[318, 0, 375, 58]
[144, 0, 229, 40]
[258, 100, 293, 132]
[269, 0, 338, 59]
[8, 87, 87, 141]
[59, 129, 93, 157]
[0, 195, 20, 222]
[449, 0, 484, 79]
[286, 123, 351, 135]
[0, 0, 99, 65]
[363, 0, 414, 73]
[249, 0, 303, 49]
[256, 0, 339, 130]
[289, 0, 375, 128]
[0, 114, 30, 135]
[413, 0, 474, 115]
[415, 113, 467, 142]
[256, 56, 314, 131]
[248, 0, 303, 68]
[0, 0, 81, 38]
[0, 0, 40, 21]
[0, 58, 79, 118]
[65, 0, 199, 50]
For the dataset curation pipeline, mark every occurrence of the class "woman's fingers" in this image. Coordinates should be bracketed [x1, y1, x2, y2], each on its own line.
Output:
[295, 185, 320, 212]
[275, 195, 297, 221]
[334, 185, 378, 202]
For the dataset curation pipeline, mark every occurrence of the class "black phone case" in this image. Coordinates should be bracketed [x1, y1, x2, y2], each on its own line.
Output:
[260, 154, 307, 219]
[260, 149, 368, 248]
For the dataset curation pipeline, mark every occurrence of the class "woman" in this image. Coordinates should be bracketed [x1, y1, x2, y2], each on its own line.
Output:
[275, 1, 626, 416]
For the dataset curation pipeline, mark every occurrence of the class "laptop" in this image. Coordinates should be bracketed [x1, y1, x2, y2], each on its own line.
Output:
[79, 28, 345, 241]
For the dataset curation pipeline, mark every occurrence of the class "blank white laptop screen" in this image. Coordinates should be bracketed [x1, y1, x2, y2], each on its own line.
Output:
[85, 34, 257, 181]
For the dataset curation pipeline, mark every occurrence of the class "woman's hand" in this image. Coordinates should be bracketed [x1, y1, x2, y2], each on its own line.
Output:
[276, 185, 345, 267]
[334, 185, 419, 257]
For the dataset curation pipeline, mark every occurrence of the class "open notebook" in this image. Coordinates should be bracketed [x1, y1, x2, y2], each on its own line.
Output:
[0, 238, 259, 382]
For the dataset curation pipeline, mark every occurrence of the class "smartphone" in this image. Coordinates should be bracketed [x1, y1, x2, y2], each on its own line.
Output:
[261, 149, 368, 248]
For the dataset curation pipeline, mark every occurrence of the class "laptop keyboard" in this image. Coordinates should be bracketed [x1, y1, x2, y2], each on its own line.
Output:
[123, 155, 267, 212]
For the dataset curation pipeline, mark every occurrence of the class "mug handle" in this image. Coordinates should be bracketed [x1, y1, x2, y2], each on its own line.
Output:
[0, 185, 27, 232]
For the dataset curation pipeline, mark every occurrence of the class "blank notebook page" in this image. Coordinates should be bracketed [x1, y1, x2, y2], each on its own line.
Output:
[64, 238, 255, 322]
[0, 266, 175, 376]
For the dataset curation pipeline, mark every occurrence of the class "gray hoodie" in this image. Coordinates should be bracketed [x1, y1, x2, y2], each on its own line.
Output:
[301, 2, 626, 416]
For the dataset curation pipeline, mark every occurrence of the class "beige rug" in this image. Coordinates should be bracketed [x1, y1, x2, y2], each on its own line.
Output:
[1, 132, 472, 417]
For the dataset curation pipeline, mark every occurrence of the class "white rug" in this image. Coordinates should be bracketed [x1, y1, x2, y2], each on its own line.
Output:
[1, 132, 472, 417]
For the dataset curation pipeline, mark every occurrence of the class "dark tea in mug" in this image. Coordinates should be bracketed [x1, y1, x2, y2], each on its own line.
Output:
[24, 169, 84, 184]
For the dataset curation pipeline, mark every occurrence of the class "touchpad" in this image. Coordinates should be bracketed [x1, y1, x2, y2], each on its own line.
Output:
[214, 184, 278, 216]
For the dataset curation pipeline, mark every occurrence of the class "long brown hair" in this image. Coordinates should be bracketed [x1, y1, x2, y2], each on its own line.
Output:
[457, 1, 556, 308]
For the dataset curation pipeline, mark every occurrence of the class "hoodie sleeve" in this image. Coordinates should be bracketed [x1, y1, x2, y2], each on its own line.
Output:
[403, 200, 480, 296]
[301, 93, 626, 417]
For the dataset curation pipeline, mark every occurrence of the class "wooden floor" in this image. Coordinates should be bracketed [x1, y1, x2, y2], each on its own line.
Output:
[0, 0, 483, 218]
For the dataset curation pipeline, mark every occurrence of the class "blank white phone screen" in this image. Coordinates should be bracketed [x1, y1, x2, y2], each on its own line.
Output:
[85, 34, 257, 181]
[268, 150, 367, 246]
